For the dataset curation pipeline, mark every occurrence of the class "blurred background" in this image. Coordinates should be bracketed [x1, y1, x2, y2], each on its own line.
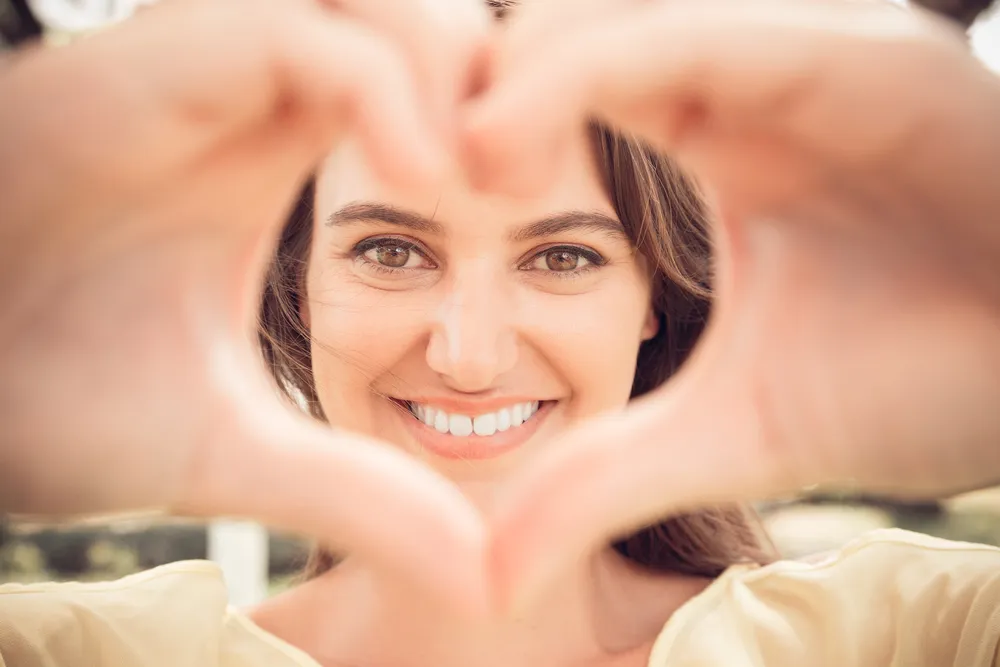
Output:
[4, 488, 1000, 606]
[1, 0, 998, 608]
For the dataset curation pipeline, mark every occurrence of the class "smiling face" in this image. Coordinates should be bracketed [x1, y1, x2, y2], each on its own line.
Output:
[261, 129, 771, 576]
[304, 132, 657, 489]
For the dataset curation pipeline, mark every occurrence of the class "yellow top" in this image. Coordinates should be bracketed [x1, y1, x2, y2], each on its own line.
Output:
[1, 529, 999, 667]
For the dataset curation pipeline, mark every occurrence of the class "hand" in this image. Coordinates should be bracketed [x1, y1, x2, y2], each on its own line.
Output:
[464, 0, 1000, 608]
[0, 0, 490, 610]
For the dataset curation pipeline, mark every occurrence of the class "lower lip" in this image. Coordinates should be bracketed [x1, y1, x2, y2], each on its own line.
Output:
[396, 401, 554, 461]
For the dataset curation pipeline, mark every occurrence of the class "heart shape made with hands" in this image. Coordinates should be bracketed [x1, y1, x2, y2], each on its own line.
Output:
[3, 0, 1000, 619]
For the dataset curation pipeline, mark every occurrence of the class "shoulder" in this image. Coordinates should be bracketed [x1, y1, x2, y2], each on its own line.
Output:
[0, 561, 230, 667]
[747, 526, 1000, 587]
[650, 529, 1000, 667]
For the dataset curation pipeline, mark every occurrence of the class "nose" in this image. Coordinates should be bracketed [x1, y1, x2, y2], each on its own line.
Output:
[426, 260, 518, 392]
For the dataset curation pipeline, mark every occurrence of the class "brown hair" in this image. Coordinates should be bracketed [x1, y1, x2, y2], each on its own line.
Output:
[911, 0, 995, 29]
[258, 1, 776, 579]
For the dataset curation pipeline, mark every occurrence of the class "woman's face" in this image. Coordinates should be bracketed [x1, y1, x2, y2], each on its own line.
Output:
[307, 133, 658, 497]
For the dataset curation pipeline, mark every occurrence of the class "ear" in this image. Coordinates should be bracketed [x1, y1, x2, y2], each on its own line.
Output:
[641, 307, 659, 342]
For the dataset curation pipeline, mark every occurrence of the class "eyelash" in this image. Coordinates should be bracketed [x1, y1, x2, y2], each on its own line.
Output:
[351, 237, 436, 275]
[520, 245, 606, 279]
[349, 237, 607, 278]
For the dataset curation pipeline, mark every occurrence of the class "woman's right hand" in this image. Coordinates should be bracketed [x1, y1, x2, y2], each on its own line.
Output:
[0, 0, 489, 611]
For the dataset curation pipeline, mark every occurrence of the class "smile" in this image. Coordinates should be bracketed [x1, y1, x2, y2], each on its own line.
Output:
[406, 401, 541, 437]
[393, 398, 554, 460]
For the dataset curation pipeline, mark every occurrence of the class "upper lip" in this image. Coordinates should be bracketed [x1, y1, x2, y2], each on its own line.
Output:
[393, 396, 549, 415]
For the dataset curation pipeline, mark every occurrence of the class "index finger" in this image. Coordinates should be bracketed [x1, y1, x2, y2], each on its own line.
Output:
[463, 1, 967, 196]
[334, 0, 492, 134]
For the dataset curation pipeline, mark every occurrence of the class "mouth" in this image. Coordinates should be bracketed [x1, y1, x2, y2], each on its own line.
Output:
[392, 398, 555, 461]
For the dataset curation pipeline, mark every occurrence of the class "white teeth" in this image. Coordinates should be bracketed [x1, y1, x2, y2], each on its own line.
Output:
[496, 408, 511, 432]
[473, 413, 497, 437]
[406, 401, 542, 437]
[449, 414, 473, 437]
[433, 411, 449, 434]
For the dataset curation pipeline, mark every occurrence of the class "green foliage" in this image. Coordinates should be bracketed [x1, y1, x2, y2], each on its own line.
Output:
[88, 539, 139, 576]
[0, 542, 45, 577]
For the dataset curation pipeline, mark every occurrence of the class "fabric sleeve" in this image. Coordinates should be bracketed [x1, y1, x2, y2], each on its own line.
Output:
[0, 561, 231, 667]
[650, 529, 1000, 667]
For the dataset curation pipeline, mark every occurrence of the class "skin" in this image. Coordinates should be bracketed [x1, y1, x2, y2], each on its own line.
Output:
[0, 0, 493, 611]
[0, 0, 999, 649]
[465, 0, 1000, 609]
[308, 135, 656, 494]
[249, 133, 702, 667]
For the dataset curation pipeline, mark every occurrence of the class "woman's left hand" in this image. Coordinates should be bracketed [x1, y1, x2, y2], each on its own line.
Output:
[464, 0, 1000, 609]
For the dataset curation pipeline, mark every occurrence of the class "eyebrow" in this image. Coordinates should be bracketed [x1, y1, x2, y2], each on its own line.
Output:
[326, 201, 630, 244]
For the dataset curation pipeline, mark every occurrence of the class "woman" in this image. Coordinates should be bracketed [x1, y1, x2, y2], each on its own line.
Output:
[3, 0, 1000, 666]
[241, 5, 1000, 666]
[250, 83, 775, 665]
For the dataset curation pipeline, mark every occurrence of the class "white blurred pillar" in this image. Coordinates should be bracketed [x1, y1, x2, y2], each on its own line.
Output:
[207, 520, 269, 608]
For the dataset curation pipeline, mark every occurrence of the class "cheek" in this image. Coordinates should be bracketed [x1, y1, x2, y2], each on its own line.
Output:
[526, 275, 652, 415]
[306, 268, 428, 427]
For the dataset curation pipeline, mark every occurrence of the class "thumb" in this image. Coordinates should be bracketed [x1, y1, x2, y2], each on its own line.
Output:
[489, 327, 793, 612]
[177, 347, 488, 614]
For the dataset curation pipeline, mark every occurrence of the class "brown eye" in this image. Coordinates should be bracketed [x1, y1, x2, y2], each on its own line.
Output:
[375, 244, 411, 268]
[545, 249, 582, 271]
[357, 239, 431, 271]
[522, 246, 602, 275]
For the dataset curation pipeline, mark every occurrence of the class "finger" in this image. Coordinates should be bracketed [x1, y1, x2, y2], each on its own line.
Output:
[496, 0, 640, 68]
[460, 0, 640, 195]
[333, 0, 491, 137]
[178, 351, 488, 614]
[275, 5, 453, 190]
[489, 332, 795, 613]
[225, 419, 489, 614]
[463, 1, 961, 198]
[0, 1, 447, 221]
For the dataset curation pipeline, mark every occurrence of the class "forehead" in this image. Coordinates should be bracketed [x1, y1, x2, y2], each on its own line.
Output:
[316, 130, 615, 230]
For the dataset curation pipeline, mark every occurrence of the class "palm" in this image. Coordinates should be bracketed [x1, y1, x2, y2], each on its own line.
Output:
[473, 0, 1000, 605]
[0, 1, 488, 608]
[511, 0, 1000, 499]
[653, 3, 1000, 496]
[1, 150, 297, 512]
[706, 189, 1000, 496]
[0, 0, 347, 514]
